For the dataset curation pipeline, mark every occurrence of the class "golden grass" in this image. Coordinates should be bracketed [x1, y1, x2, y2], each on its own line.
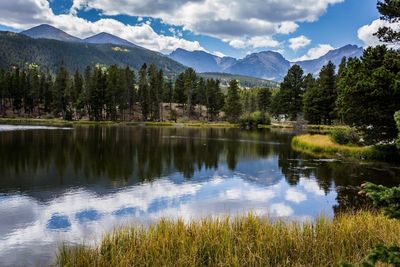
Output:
[291, 134, 384, 160]
[56, 212, 400, 267]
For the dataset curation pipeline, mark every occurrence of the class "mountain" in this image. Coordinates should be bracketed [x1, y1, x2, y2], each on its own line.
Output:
[0, 31, 185, 75]
[85, 32, 140, 48]
[21, 24, 82, 43]
[169, 48, 236, 73]
[226, 51, 290, 81]
[169, 45, 363, 82]
[295, 45, 363, 75]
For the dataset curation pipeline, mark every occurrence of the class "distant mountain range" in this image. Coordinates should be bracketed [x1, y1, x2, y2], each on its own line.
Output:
[1, 24, 364, 83]
[170, 45, 363, 81]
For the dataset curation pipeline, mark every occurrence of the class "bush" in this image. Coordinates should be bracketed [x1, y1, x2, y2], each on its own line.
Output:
[330, 128, 361, 145]
[239, 111, 271, 128]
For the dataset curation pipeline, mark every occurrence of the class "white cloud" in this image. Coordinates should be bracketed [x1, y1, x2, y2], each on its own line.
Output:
[299, 178, 325, 196]
[0, 0, 205, 54]
[285, 188, 307, 203]
[358, 19, 400, 48]
[228, 36, 281, 49]
[269, 203, 294, 217]
[289, 35, 311, 50]
[69, 0, 344, 43]
[293, 44, 334, 61]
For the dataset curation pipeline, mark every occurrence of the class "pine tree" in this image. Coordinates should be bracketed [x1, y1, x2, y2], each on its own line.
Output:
[53, 62, 69, 119]
[318, 61, 337, 124]
[279, 65, 305, 120]
[138, 64, 149, 121]
[224, 79, 242, 123]
[196, 77, 206, 117]
[183, 68, 197, 118]
[257, 88, 271, 113]
[375, 0, 400, 43]
[174, 73, 186, 106]
[337, 46, 400, 144]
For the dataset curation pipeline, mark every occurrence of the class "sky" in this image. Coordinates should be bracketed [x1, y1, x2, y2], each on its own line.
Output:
[0, 0, 396, 60]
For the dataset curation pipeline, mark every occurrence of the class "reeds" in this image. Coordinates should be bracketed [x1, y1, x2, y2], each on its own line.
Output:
[56, 212, 400, 266]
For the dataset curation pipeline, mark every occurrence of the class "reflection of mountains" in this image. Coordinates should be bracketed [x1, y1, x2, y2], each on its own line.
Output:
[0, 127, 291, 197]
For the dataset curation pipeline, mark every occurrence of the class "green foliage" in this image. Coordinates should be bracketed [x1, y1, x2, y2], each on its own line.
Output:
[205, 79, 224, 121]
[224, 80, 242, 123]
[361, 182, 400, 219]
[239, 111, 271, 128]
[257, 88, 271, 112]
[330, 128, 361, 145]
[303, 62, 337, 125]
[336, 46, 400, 145]
[375, 0, 400, 43]
[395, 111, 400, 149]
[362, 244, 400, 267]
[278, 65, 304, 120]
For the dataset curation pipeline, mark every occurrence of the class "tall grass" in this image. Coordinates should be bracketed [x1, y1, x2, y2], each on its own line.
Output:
[291, 134, 389, 160]
[57, 212, 400, 267]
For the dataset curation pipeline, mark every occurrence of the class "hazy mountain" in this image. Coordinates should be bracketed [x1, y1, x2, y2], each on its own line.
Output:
[169, 48, 237, 73]
[85, 32, 140, 48]
[226, 51, 290, 81]
[170, 45, 363, 81]
[21, 24, 82, 43]
[0, 31, 185, 75]
[295, 45, 363, 75]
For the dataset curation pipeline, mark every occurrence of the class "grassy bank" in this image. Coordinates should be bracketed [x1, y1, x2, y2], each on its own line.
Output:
[0, 118, 119, 127]
[57, 212, 400, 267]
[291, 134, 390, 160]
[128, 121, 239, 128]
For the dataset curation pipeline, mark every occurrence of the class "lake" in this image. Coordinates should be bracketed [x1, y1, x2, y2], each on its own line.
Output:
[0, 125, 399, 266]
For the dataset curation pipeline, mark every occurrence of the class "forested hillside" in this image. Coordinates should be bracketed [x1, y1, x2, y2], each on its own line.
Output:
[0, 31, 185, 75]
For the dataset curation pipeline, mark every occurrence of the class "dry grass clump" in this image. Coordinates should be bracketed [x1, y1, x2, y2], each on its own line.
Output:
[291, 134, 382, 160]
[57, 212, 400, 267]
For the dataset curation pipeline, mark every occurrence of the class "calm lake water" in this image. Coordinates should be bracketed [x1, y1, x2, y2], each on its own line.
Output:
[0, 125, 399, 266]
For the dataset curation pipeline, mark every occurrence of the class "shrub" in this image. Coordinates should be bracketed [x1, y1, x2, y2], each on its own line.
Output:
[239, 111, 271, 128]
[330, 128, 361, 145]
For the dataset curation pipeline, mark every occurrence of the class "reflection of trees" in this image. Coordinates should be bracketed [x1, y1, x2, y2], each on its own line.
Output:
[1, 126, 399, 213]
[276, 138, 400, 214]
[0, 127, 289, 191]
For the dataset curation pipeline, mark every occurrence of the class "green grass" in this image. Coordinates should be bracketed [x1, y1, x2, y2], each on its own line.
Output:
[56, 212, 400, 267]
[291, 134, 392, 160]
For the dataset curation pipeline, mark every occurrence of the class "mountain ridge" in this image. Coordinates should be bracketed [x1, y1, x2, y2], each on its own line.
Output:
[0, 31, 185, 75]
[169, 45, 363, 81]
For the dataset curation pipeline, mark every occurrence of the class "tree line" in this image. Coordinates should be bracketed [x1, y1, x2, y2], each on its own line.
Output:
[269, 45, 400, 145]
[0, 63, 273, 123]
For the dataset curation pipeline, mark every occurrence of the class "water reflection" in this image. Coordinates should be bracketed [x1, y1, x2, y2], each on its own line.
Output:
[0, 125, 399, 267]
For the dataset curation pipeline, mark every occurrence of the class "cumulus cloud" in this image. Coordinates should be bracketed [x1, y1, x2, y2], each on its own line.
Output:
[69, 0, 343, 46]
[358, 19, 400, 48]
[289, 35, 311, 50]
[228, 36, 281, 49]
[0, 0, 205, 53]
[285, 188, 307, 203]
[293, 44, 334, 61]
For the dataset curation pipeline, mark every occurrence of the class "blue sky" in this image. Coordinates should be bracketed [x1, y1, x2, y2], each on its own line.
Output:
[0, 0, 388, 60]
